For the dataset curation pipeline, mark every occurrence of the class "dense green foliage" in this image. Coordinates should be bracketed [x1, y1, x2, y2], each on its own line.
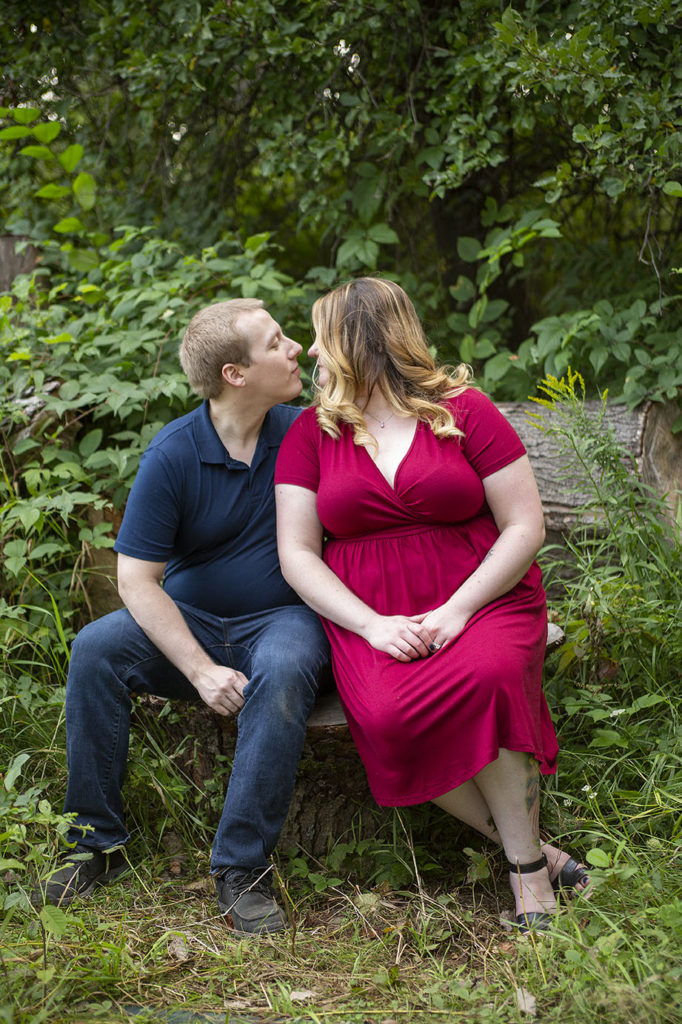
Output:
[1, 3, 681, 1021]
[1, 0, 681, 399]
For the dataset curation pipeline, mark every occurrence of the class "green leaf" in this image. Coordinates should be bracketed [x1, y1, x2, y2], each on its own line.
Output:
[630, 693, 667, 713]
[572, 124, 590, 142]
[457, 237, 481, 262]
[53, 217, 85, 234]
[39, 904, 68, 937]
[244, 232, 270, 252]
[0, 859, 24, 872]
[469, 296, 488, 329]
[32, 121, 62, 143]
[473, 338, 497, 358]
[367, 222, 399, 244]
[449, 276, 475, 303]
[73, 172, 96, 210]
[459, 335, 475, 363]
[35, 183, 72, 199]
[590, 728, 627, 748]
[480, 298, 508, 324]
[79, 429, 103, 457]
[662, 180, 682, 197]
[58, 144, 84, 172]
[19, 144, 54, 159]
[11, 107, 39, 124]
[67, 248, 100, 272]
[585, 848, 611, 868]
[3, 752, 30, 791]
[17, 505, 41, 532]
[483, 351, 514, 383]
[0, 125, 31, 139]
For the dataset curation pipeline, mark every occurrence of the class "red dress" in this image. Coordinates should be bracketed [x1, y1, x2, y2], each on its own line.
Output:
[275, 389, 558, 806]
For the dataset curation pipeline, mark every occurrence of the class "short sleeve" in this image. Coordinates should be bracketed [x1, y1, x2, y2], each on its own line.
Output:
[451, 388, 526, 478]
[114, 447, 181, 561]
[275, 407, 321, 491]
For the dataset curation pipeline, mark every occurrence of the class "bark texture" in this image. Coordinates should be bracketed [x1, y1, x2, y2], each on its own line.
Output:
[498, 400, 682, 539]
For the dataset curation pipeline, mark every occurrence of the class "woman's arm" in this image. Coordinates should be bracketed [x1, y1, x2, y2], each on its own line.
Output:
[276, 483, 434, 661]
[418, 455, 546, 647]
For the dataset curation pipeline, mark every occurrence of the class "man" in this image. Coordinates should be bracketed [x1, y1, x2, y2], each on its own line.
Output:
[39, 298, 330, 934]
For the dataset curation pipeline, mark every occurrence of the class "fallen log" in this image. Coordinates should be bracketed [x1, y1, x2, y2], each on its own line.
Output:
[498, 399, 682, 539]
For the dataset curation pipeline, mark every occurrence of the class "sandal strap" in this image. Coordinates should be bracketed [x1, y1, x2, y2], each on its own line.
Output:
[515, 910, 553, 933]
[508, 853, 548, 874]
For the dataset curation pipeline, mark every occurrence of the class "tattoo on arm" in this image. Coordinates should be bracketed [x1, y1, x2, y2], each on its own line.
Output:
[481, 539, 500, 566]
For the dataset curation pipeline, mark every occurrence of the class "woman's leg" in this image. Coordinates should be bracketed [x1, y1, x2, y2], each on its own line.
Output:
[432, 773, 588, 894]
[432, 780, 502, 843]
[473, 749, 555, 919]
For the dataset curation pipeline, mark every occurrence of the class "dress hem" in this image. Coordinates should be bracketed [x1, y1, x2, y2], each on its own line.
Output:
[368, 744, 558, 808]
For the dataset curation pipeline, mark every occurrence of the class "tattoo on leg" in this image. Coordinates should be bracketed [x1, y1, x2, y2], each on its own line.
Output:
[524, 755, 540, 836]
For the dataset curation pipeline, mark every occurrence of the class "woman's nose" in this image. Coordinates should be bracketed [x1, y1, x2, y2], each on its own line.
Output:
[308, 340, 319, 358]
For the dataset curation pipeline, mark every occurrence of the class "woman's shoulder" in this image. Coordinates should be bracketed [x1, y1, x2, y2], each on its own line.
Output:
[444, 385, 493, 409]
[443, 385, 500, 423]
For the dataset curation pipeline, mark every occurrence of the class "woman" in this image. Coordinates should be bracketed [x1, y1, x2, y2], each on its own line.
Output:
[275, 277, 589, 930]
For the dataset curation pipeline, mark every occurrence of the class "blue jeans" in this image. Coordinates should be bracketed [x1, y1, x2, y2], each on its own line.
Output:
[63, 602, 329, 872]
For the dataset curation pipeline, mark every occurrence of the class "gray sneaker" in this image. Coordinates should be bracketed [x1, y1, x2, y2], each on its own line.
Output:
[215, 866, 287, 934]
[35, 844, 130, 907]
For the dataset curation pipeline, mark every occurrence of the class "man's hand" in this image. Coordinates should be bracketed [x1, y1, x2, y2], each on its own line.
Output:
[191, 664, 249, 715]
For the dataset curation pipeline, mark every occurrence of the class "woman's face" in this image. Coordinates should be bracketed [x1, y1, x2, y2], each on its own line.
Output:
[308, 337, 330, 388]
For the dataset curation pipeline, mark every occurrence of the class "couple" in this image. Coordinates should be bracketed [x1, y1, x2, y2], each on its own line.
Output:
[40, 278, 588, 934]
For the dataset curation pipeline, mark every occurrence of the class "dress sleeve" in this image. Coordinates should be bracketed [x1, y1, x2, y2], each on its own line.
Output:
[274, 407, 321, 492]
[454, 388, 527, 479]
[114, 447, 181, 561]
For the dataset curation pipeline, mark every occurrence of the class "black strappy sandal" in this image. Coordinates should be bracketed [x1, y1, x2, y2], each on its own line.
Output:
[509, 854, 554, 933]
[551, 855, 591, 899]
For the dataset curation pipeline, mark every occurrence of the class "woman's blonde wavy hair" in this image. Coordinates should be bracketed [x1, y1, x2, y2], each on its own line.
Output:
[311, 277, 473, 447]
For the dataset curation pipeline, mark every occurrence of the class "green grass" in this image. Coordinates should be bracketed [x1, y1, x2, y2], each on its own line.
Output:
[1, 828, 681, 1024]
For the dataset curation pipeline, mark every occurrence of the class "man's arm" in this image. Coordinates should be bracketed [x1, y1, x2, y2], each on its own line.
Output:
[117, 553, 247, 715]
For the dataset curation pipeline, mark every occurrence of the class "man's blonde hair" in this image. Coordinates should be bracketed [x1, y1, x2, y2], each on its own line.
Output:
[180, 298, 264, 399]
[311, 277, 471, 446]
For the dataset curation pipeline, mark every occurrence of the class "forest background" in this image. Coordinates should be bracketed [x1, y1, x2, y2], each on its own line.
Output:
[0, 2, 681, 1023]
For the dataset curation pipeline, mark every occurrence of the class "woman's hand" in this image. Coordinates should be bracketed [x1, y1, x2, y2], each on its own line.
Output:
[415, 601, 472, 654]
[363, 614, 435, 662]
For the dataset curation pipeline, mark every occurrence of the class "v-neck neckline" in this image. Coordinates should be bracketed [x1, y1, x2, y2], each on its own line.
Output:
[361, 419, 420, 492]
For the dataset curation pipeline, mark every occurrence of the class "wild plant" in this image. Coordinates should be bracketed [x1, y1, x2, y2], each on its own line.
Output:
[532, 371, 682, 843]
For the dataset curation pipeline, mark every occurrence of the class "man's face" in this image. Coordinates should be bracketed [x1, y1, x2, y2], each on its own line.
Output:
[236, 310, 303, 405]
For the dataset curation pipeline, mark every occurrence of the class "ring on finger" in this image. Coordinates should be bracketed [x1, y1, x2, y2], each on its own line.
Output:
[429, 642, 442, 652]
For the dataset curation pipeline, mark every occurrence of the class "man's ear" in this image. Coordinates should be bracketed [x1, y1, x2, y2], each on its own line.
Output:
[221, 362, 246, 388]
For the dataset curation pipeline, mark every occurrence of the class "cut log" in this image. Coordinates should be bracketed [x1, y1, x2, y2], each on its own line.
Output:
[497, 400, 682, 537]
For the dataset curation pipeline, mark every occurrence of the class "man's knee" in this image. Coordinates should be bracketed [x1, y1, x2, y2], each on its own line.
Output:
[69, 611, 135, 669]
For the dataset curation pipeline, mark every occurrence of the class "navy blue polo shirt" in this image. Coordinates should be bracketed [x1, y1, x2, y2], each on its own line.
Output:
[114, 401, 302, 617]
